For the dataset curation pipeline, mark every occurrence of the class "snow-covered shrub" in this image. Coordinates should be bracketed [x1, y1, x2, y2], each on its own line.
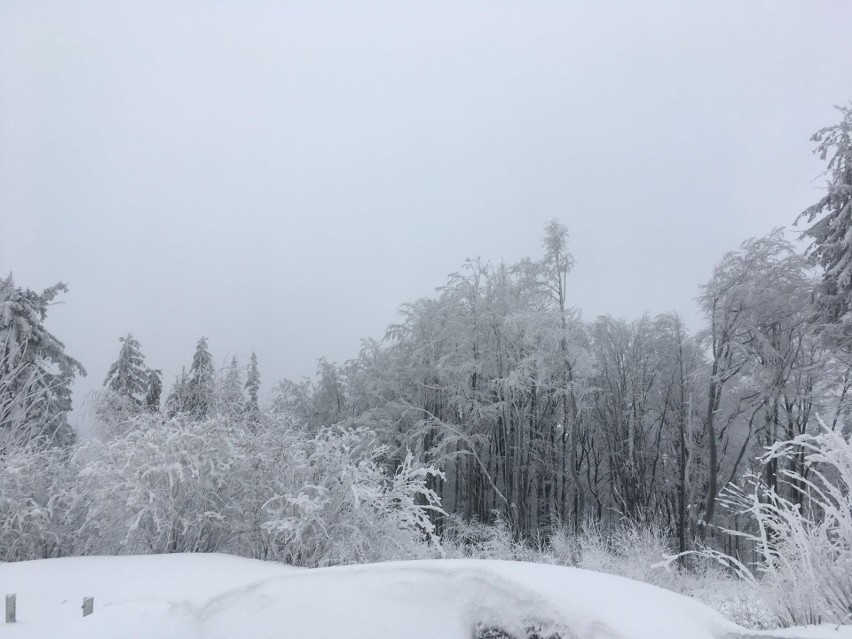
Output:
[261, 425, 444, 566]
[1, 409, 445, 566]
[709, 590, 777, 630]
[76, 413, 244, 554]
[711, 423, 852, 626]
[548, 520, 677, 587]
[441, 514, 776, 629]
[552, 520, 779, 629]
[0, 445, 79, 560]
[442, 516, 676, 577]
[81, 388, 147, 441]
[226, 415, 298, 559]
[441, 513, 539, 561]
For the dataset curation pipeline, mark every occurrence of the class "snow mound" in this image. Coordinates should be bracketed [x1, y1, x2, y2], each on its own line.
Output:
[0, 554, 838, 639]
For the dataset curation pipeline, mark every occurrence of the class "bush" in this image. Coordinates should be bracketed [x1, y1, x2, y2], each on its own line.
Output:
[261, 425, 444, 566]
[550, 520, 676, 587]
[76, 413, 242, 554]
[442, 513, 537, 561]
[0, 445, 78, 560]
[709, 423, 852, 626]
[0, 412, 445, 567]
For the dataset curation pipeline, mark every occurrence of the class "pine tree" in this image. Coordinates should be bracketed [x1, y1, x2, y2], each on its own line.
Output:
[245, 351, 261, 421]
[144, 369, 163, 412]
[221, 355, 244, 418]
[165, 367, 188, 417]
[186, 337, 215, 420]
[797, 104, 852, 331]
[104, 333, 148, 404]
[0, 275, 86, 448]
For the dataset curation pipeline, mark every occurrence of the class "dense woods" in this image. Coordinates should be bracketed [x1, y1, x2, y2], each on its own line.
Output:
[269, 225, 849, 549]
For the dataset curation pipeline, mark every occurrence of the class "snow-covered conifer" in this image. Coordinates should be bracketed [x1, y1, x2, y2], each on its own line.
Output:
[221, 355, 244, 418]
[144, 369, 163, 412]
[245, 351, 261, 420]
[186, 337, 215, 419]
[797, 104, 852, 332]
[0, 275, 85, 448]
[165, 367, 188, 417]
[103, 333, 148, 404]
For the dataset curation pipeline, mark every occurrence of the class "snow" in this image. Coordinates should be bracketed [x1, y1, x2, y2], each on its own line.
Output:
[0, 554, 847, 639]
[767, 628, 852, 639]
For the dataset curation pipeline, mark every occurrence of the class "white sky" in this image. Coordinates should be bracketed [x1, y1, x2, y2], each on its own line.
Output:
[1, 1, 851, 417]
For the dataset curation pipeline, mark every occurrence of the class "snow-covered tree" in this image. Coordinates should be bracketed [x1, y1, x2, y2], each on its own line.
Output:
[165, 367, 188, 417]
[220, 355, 244, 418]
[144, 369, 162, 412]
[103, 333, 148, 404]
[541, 219, 584, 530]
[0, 275, 85, 448]
[698, 231, 817, 538]
[245, 351, 261, 421]
[185, 338, 215, 419]
[797, 104, 852, 332]
[0, 348, 49, 451]
[89, 335, 159, 437]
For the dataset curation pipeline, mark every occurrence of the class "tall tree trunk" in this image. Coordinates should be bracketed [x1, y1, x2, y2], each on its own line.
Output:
[701, 369, 719, 543]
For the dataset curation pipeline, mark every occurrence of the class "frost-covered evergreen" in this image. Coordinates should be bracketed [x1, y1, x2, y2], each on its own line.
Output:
[165, 367, 188, 417]
[144, 369, 162, 412]
[245, 351, 261, 420]
[797, 104, 852, 331]
[93, 333, 159, 429]
[103, 333, 148, 404]
[0, 275, 85, 449]
[186, 337, 215, 420]
[221, 356, 244, 418]
[164, 339, 216, 419]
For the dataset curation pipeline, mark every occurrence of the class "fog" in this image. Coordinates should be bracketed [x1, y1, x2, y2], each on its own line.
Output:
[1, 1, 850, 415]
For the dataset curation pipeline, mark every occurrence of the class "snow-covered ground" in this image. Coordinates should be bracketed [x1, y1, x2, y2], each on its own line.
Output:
[0, 554, 849, 639]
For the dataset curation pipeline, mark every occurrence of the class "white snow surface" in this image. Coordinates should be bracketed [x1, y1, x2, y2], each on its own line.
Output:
[767, 628, 852, 639]
[0, 554, 846, 639]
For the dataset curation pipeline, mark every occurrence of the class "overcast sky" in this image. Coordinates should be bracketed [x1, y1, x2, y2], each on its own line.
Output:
[1, 1, 851, 418]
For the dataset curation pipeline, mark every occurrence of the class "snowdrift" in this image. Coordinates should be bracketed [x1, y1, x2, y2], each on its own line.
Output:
[0, 554, 843, 639]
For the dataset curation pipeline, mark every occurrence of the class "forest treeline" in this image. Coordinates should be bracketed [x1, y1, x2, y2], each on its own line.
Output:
[1, 105, 851, 624]
[269, 225, 848, 552]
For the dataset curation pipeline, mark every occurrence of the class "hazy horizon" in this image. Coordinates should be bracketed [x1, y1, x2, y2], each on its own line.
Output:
[2, 1, 851, 421]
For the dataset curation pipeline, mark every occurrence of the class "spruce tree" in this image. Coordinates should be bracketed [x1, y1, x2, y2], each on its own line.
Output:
[103, 333, 148, 404]
[165, 367, 188, 417]
[186, 337, 215, 420]
[245, 351, 261, 421]
[144, 369, 163, 412]
[0, 275, 86, 447]
[221, 355, 244, 418]
[797, 103, 852, 332]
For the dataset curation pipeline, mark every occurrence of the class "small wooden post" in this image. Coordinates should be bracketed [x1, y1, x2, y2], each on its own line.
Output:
[5, 594, 15, 623]
[82, 596, 93, 617]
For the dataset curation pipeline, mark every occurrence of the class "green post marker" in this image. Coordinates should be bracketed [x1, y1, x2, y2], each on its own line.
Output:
[5, 594, 15, 623]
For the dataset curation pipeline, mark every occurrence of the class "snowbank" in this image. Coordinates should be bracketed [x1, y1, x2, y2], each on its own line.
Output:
[0, 554, 844, 639]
